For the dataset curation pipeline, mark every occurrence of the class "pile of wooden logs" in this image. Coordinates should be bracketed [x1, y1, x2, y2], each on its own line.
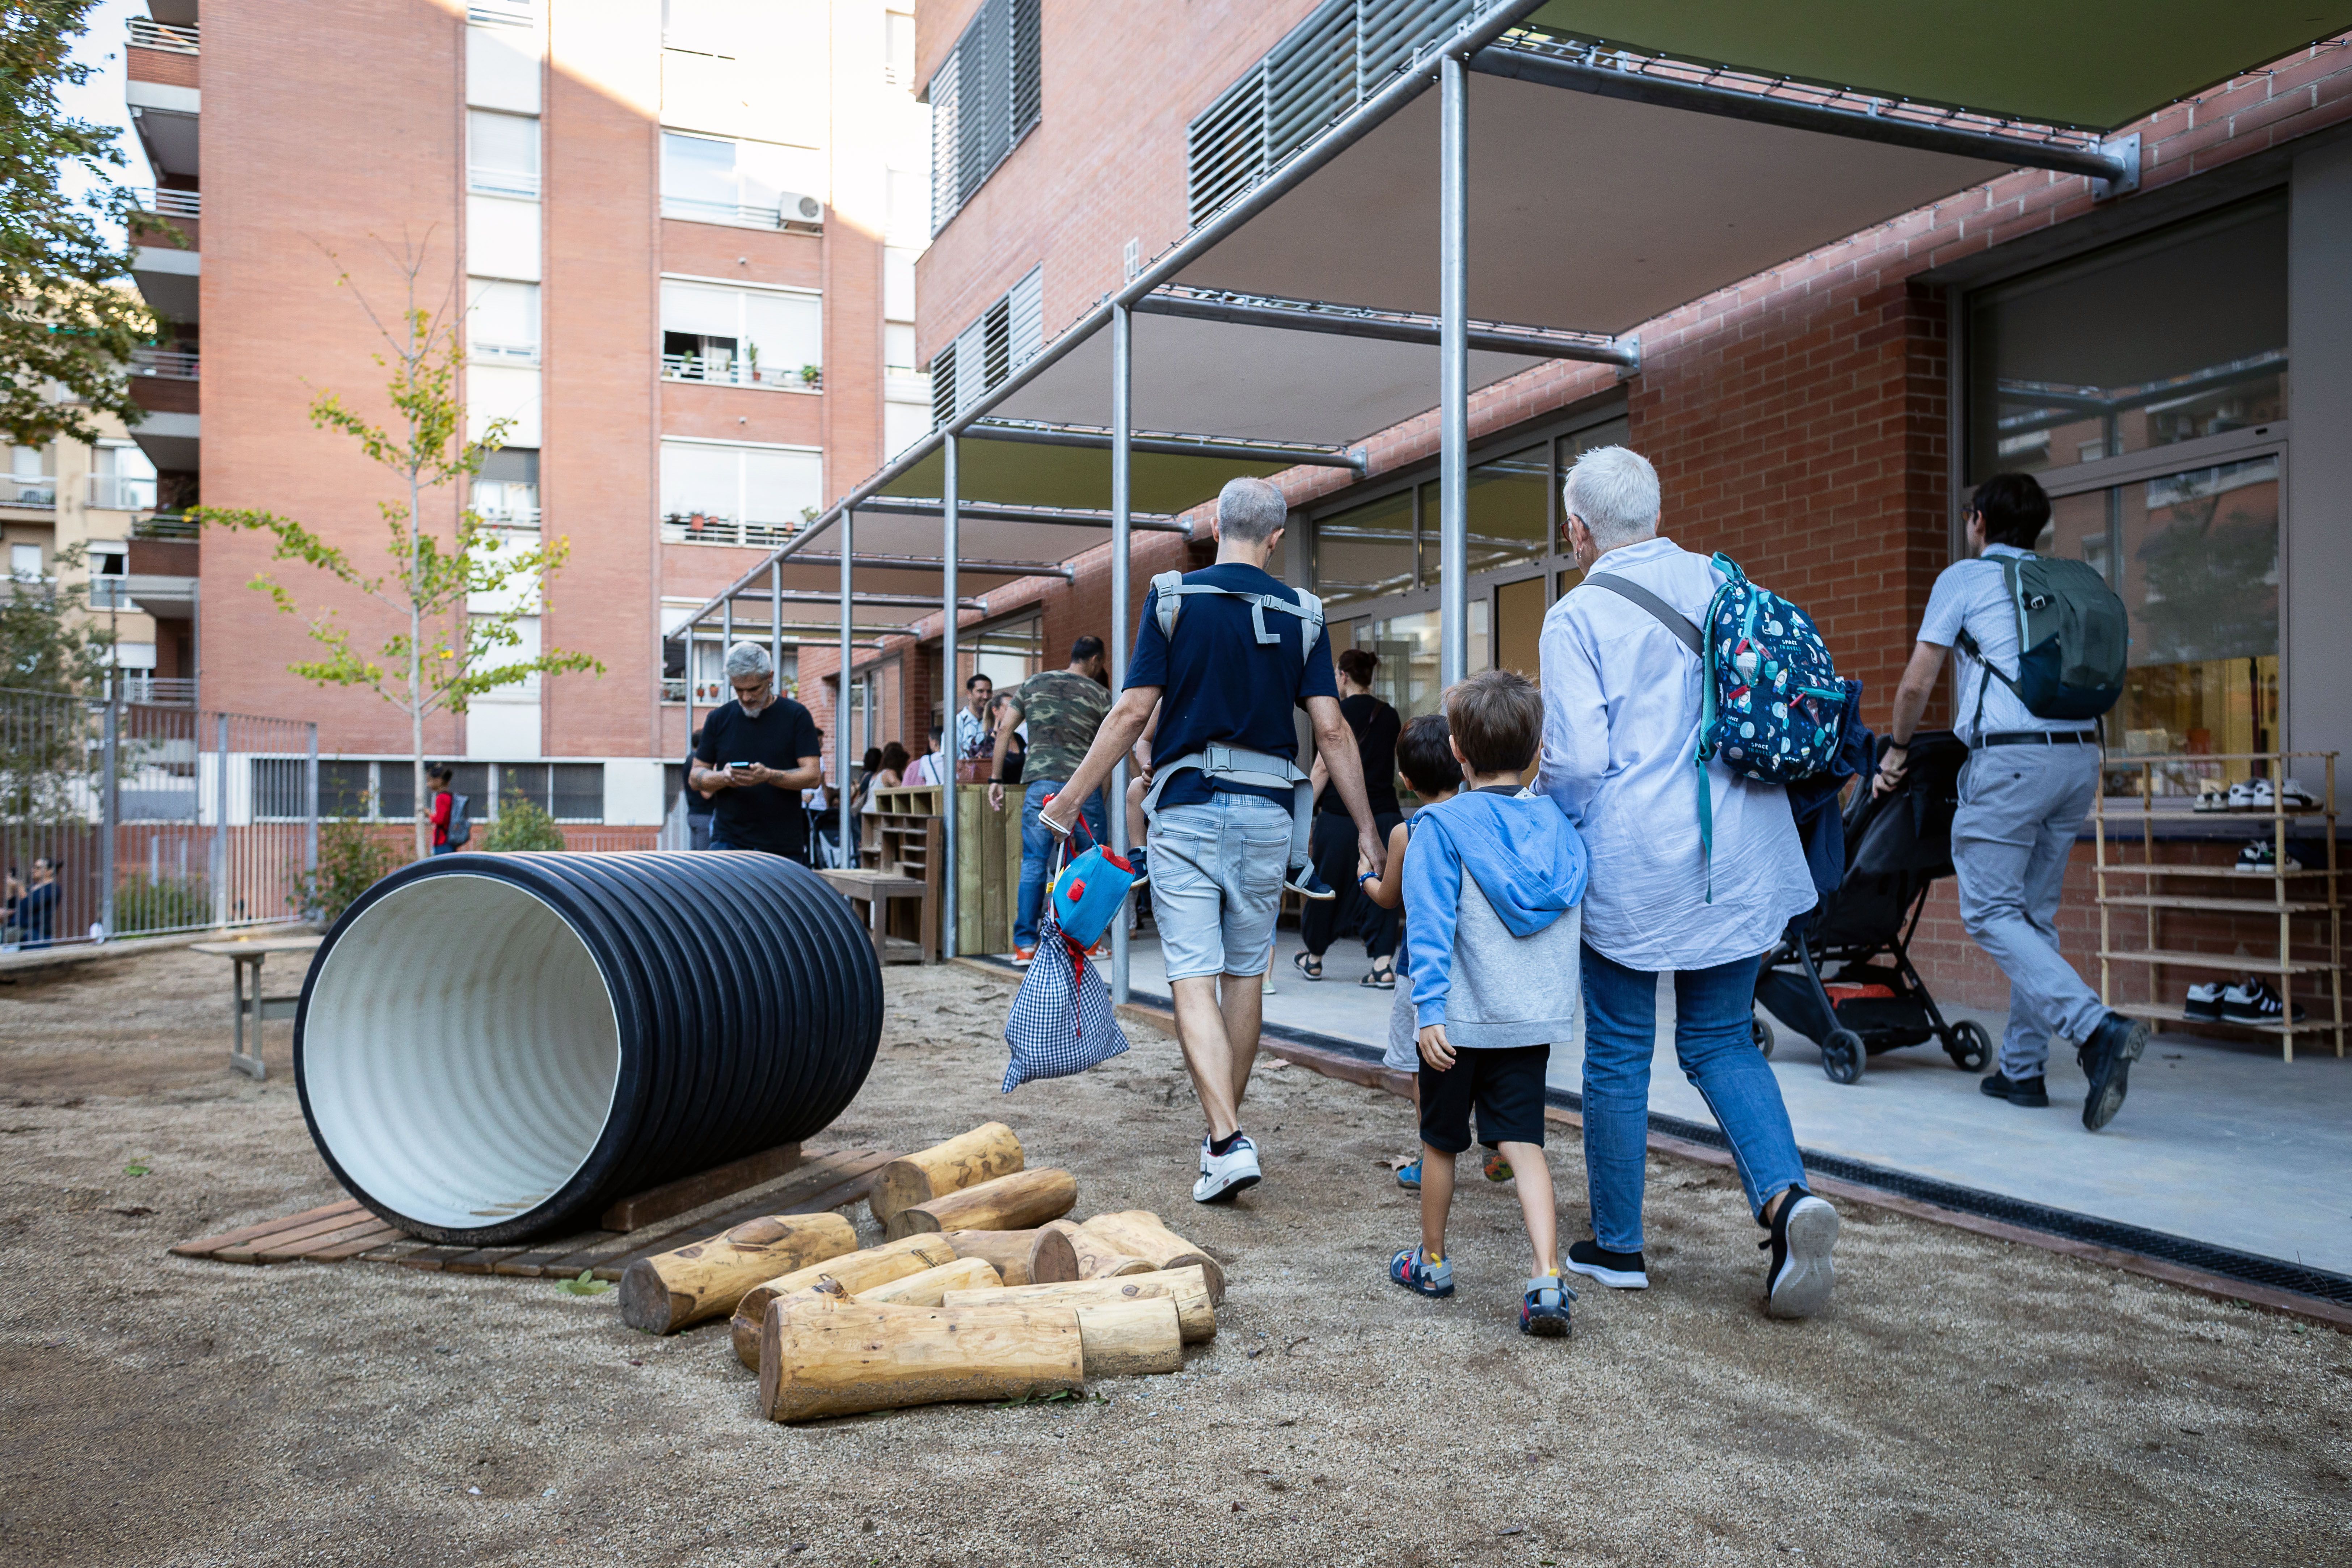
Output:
[613, 1121, 1230, 1423]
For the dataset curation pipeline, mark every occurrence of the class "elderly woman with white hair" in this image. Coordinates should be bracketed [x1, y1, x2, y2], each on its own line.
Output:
[690, 640, 826, 862]
[1535, 444, 1839, 1320]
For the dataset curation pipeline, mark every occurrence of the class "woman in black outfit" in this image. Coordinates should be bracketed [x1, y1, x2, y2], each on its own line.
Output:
[1294, 647, 1404, 986]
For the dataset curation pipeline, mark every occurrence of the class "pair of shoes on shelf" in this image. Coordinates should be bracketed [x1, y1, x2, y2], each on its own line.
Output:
[2225, 778, 2318, 812]
[2234, 840, 2302, 874]
[2188, 976, 2306, 1027]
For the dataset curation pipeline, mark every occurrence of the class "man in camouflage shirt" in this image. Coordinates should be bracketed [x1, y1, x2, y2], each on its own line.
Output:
[988, 636, 1113, 962]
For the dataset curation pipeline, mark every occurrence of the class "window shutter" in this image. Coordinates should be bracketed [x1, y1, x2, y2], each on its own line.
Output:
[1011, 0, 1042, 136]
[928, 50, 960, 236]
[925, 0, 1041, 236]
[931, 340, 958, 426]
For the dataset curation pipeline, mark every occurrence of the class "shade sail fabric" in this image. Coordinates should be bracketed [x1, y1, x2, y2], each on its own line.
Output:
[989, 309, 1556, 445]
[877, 430, 1287, 515]
[1526, 0, 2352, 133]
[1178, 69, 2015, 335]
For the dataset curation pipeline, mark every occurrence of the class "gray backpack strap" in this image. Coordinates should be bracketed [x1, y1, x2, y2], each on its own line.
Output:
[1142, 743, 1314, 869]
[1580, 573, 1702, 658]
[1150, 570, 1184, 640]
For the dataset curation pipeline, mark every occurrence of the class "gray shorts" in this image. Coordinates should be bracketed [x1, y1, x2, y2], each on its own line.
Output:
[1148, 793, 1291, 982]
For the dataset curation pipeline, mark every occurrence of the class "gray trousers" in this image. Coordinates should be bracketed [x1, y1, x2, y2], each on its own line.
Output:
[1952, 744, 2109, 1079]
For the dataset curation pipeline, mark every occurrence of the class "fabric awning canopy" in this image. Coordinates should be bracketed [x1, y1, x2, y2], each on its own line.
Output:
[1525, 0, 2352, 132]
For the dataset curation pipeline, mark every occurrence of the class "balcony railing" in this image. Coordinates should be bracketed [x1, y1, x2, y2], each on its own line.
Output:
[115, 674, 196, 705]
[469, 338, 540, 365]
[89, 475, 159, 512]
[660, 676, 688, 704]
[133, 513, 198, 540]
[660, 353, 822, 390]
[660, 193, 823, 231]
[89, 578, 134, 610]
[132, 186, 202, 218]
[130, 347, 199, 380]
[661, 513, 800, 549]
[473, 503, 541, 528]
[2, 475, 56, 508]
[127, 17, 198, 52]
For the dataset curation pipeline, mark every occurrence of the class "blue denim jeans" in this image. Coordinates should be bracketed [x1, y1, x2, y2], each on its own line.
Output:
[1580, 943, 1807, 1253]
[1015, 777, 1107, 948]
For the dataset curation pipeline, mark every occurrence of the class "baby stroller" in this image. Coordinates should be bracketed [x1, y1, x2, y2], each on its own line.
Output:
[1752, 730, 1991, 1084]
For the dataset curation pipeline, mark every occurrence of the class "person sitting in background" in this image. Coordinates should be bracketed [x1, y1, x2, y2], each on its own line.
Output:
[906, 725, 950, 788]
[849, 746, 884, 815]
[1383, 671, 1585, 1337]
[868, 742, 910, 801]
[14, 857, 58, 949]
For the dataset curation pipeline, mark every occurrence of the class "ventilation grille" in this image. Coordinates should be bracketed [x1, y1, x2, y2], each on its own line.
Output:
[1186, 0, 1475, 229]
[925, 0, 1042, 237]
[931, 266, 1044, 428]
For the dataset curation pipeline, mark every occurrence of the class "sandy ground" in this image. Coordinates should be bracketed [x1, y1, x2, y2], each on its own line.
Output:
[0, 947, 2347, 1568]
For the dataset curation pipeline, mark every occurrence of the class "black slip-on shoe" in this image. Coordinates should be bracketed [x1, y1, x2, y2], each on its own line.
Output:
[1563, 1238, 1648, 1290]
[1980, 1070, 2049, 1107]
[1761, 1192, 1838, 1320]
[2078, 1013, 2149, 1133]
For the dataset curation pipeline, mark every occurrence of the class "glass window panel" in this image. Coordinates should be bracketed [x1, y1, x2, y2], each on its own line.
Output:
[661, 441, 741, 522]
[468, 110, 539, 192]
[500, 762, 551, 814]
[1561, 416, 1630, 465]
[661, 131, 737, 207]
[1313, 487, 1414, 608]
[741, 447, 822, 525]
[450, 763, 491, 815]
[378, 764, 415, 823]
[250, 758, 308, 819]
[1967, 194, 2287, 481]
[1347, 601, 1489, 727]
[319, 761, 373, 818]
[2053, 456, 2282, 796]
[467, 278, 539, 358]
[551, 763, 604, 821]
[743, 291, 822, 371]
[1464, 444, 1549, 576]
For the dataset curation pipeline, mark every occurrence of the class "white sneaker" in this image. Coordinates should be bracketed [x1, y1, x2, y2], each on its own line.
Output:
[1192, 1133, 1261, 1203]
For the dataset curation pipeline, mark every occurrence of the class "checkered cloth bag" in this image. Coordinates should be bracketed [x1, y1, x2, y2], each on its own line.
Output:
[1002, 901, 1130, 1092]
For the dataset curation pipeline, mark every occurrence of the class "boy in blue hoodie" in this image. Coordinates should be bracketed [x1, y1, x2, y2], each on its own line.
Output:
[1386, 670, 1588, 1336]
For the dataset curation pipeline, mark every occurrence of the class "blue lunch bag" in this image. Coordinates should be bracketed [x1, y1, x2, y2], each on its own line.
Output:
[1045, 808, 1136, 949]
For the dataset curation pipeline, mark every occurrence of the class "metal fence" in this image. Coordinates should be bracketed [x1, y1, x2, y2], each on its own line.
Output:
[1, 687, 317, 951]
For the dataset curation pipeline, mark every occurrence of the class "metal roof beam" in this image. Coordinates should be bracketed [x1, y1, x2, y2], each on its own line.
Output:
[1136, 286, 1638, 369]
[1471, 39, 2134, 187]
[969, 415, 1367, 473]
[853, 496, 1194, 533]
[715, 588, 990, 611]
[781, 550, 1076, 581]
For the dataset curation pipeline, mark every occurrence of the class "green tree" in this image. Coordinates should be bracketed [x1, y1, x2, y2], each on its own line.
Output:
[1, 0, 158, 446]
[193, 240, 601, 860]
[1, 540, 113, 696]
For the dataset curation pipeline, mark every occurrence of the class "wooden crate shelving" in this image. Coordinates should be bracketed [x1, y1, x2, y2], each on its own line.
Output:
[2094, 751, 2343, 1060]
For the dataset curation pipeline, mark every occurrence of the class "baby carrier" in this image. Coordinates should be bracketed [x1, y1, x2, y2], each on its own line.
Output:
[1137, 570, 1325, 871]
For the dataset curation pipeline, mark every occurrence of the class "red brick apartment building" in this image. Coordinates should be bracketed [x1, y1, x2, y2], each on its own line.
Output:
[119, 0, 934, 834]
[863, 1, 2352, 1007]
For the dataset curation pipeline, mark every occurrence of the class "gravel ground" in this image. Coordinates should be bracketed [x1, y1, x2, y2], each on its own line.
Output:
[1, 946, 2347, 1567]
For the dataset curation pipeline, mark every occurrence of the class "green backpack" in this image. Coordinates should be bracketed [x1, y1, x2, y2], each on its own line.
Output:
[1957, 553, 2128, 723]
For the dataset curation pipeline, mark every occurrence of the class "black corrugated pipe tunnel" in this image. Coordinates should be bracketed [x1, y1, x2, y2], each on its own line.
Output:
[293, 852, 882, 1245]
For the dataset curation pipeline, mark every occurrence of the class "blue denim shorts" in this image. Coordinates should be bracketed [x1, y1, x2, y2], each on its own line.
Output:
[1148, 794, 1291, 981]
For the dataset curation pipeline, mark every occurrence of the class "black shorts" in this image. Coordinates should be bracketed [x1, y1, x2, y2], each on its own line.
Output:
[1418, 1043, 1549, 1154]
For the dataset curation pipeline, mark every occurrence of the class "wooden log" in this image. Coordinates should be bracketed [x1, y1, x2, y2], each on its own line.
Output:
[883, 1167, 1076, 1240]
[1075, 1210, 1226, 1304]
[618, 1211, 857, 1335]
[1027, 1218, 1153, 1286]
[869, 1122, 1024, 1226]
[853, 1256, 1003, 1306]
[1075, 1295, 1184, 1378]
[941, 1265, 1215, 1343]
[758, 1296, 1085, 1422]
[729, 1235, 957, 1370]
[941, 1228, 1039, 1286]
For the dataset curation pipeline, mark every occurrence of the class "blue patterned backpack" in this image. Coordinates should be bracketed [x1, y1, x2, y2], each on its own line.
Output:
[1583, 553, 1854, 898]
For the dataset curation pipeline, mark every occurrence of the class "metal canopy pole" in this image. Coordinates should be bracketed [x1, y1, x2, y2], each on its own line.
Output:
[1438, 51, 1470, 689]
[768, 562, 782, 698]
[1109, 302, 1133, 1004]
[838, 507, 855, 870]
[941, 432, 961, 960]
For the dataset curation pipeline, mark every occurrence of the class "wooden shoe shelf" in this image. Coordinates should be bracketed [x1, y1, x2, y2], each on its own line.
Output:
[2094, 751, 2343, 1061]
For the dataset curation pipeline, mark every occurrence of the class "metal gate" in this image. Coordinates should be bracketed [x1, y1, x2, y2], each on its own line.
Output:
[1, 686, 318, 950]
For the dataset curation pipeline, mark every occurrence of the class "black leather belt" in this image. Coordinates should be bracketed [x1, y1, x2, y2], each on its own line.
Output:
[1979, 730, 2097, 747]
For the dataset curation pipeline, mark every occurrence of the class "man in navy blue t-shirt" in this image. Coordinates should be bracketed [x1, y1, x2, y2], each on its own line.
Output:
[1043, 477, 1386, 1204]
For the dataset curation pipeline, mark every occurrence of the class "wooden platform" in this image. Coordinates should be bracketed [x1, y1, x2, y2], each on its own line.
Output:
[168, 1147, 899, 1281]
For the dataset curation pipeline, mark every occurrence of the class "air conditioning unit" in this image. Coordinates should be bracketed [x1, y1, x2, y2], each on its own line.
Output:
[780, 192, 825, 226]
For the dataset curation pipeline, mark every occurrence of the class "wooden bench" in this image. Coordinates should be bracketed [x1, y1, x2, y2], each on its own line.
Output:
[815, 868, 933, 965]
[189, 935, 322, 1080]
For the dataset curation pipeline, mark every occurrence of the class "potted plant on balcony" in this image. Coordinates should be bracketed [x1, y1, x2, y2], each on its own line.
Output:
[799, 363, 822, 389]
[745, 341, 761, 386]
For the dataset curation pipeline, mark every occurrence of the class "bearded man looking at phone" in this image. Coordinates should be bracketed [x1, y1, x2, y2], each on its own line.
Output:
[691, 641, 826, 863]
